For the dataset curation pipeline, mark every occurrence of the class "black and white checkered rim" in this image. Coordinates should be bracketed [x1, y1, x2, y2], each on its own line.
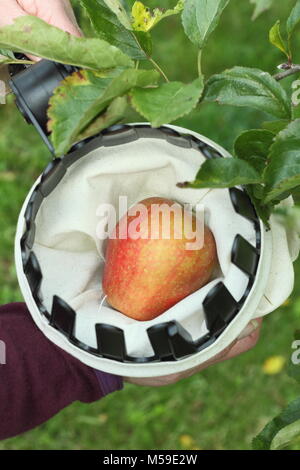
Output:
[20, 124, 261, 364]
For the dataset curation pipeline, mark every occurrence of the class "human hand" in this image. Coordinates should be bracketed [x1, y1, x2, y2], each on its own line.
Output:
[0, 0, 82, 59]
[125, 318, 262, 387]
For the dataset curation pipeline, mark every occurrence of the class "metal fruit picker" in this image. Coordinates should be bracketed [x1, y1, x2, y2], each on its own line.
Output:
[10, 59, 300, 378]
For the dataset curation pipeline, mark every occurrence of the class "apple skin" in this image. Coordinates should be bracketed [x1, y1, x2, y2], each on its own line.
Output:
[102, 197, 218, 321]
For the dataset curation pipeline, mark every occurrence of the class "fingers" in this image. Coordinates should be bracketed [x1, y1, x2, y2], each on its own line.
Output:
[170, 320, 262, 381]
[8, 0, 82, 61]
[237, 318, 261, 340]
[61, 0, 82, 35]
[46, 2, 83, 38]
[0, 1, 81, 61]
[220, 318, 262, 360]
[124, 376, 178, 387]
[0, 0, 38, 61]
[18, 0, 82, 37]
[124, 318, 263, 387]
[0, 0, 26, 27]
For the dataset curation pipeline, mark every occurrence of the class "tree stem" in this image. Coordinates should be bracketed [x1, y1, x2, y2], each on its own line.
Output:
[148, 57, 169, 82]
[274, 64, 300, 81]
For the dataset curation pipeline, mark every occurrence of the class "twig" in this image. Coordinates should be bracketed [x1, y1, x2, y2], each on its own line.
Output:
[131, 31, 169, 83]
[148, 57, 169, 83]
[274, 64, 300, 81]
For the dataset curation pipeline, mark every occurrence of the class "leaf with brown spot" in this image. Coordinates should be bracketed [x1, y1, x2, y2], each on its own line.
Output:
[0, 16, 133, 70]
[48, 68, 159, 155]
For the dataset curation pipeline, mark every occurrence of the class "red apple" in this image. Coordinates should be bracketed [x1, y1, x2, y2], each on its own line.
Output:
[102, 197, 217, 321]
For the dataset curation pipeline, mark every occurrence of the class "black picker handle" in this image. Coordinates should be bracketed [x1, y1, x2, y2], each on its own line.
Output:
[9, 58, 77, 154]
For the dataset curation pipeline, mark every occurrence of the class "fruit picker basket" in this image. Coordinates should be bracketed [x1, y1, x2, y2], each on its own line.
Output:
[14, 120, 300, 378]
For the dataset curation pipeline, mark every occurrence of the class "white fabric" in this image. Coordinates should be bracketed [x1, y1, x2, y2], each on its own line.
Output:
[255, 197, 300, 317]
[33, 136, 258, 358]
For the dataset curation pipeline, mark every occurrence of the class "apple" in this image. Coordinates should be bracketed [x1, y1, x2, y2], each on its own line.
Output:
[102, 197, 217, 321]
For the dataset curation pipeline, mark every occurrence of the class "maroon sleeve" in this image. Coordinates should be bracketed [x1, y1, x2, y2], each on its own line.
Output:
[0, 302, 123, 441]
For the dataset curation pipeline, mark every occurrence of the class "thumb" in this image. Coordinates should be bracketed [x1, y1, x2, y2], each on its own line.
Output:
[0, 1, 39, 61]
[0, 0, 27, 27]
[1, 0, 83, 61]
[20, 0, 83, 37]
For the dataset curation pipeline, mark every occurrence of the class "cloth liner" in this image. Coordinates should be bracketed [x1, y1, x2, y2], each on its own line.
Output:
[31, 129, 299, 359]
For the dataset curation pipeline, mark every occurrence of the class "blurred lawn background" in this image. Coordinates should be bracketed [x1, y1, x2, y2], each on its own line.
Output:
[0, 0, 300, 450]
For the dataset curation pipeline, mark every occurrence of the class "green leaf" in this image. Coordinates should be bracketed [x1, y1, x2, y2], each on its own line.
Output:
[250, 0, 273, 20]
[177, 158, 261, 189]
[48, 68, 159, 155]
[269, 20, 289, 57]
[81, 0, 151, 59]
[103, 0, 132, 28]
[271, 420, 300, 450]
[77, 96, 128, 140]
[0, 49, 15, 59]
[131, 0, 184, 32]
[234, 129, 274, 173]
[246, 186, 272, 227]
[131, 77, 204, 128]
[124, 0, 136, 13]
[287, 0, 300, 39]
[253, 397, 300, 450]
[262, 119, 290, 134]
[264, 119, 300, 203]
[204, 66, 291, 120]
[134, 30, 153, 57]
[0, 16, 133, 70]
[182, 0, 230, 49]
[0, 48, 33, 65]
[0, 56, 33, 65]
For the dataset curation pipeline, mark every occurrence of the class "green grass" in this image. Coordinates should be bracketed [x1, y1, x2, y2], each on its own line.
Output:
[0, 0, 300, 450]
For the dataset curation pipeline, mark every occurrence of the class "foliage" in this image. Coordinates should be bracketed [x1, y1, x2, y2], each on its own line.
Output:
[131, 0, 184, 32]
[0, 16, 133, 69]
[80, 0, 152, 59]
[253, 331, 300, 449]
[203, 67, 291, 119]
[253, 397, 300, 449]
[47, 67, 159, 155]
[250, 0, 274, 20]
[181, 0, 230, 49]
[131, 78, 203, 127]
[0, 49, 33, 65]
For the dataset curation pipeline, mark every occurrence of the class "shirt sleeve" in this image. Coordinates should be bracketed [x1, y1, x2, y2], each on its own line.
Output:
[0, 302, 123, 441]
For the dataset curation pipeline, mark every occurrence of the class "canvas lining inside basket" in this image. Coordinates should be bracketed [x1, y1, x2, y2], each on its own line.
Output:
[32, 137, 256, 358]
